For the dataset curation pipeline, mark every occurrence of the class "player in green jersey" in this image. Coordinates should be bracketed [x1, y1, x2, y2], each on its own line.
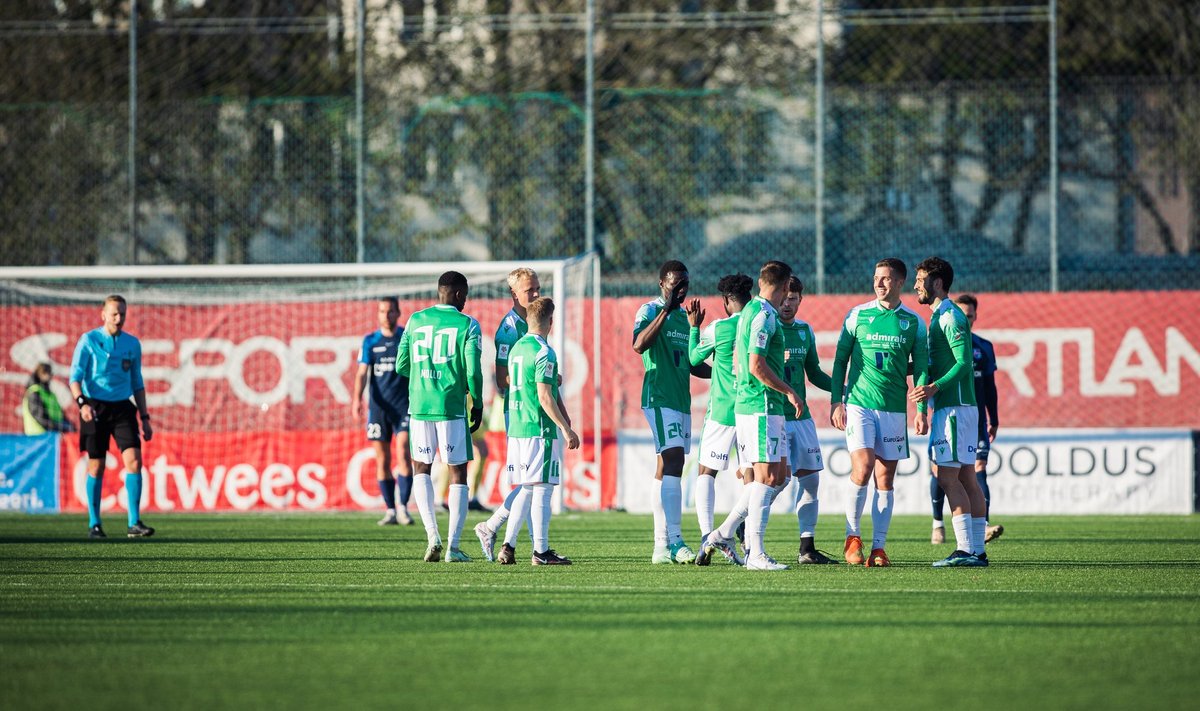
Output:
[910, 257, 989, 568]
[705, 261, 802, 571]
[395, 271, 485, 563]
[475, 267, 542, 560]
[632, 260, 710, 564]
[687, 274, 753, 565]
[778, 276, 837, 564]
[830, 258, 929, 567]
[494, 297, 579, 566]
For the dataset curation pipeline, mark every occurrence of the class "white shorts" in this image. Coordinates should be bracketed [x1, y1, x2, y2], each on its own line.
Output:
[785, 418, 824, 473]
[929, 405, 979, 467]
[697, 419, 740, 471]
[409, 418, 473, 465]
[845, 404, 909, 460]
[735, 413, 785, 464]
[642, 407, 692, 454]
[506, 436, 563, 486]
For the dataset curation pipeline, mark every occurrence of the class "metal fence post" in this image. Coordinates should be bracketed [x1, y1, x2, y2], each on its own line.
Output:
[129, 0, 138, 264]
[355, 0, 366, 266]
[1049, 0, 1059, 291]
[815, 0, 826, 295]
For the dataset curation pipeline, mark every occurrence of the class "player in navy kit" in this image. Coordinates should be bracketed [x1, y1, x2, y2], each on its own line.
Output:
[929, 294, 1002, 544]
[352, 297, 414, 525]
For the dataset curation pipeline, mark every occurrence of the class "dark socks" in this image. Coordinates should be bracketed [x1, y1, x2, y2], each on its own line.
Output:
[378, 478, 396, 509]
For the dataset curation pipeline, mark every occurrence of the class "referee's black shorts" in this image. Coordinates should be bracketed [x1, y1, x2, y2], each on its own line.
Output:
[79, 399, 142, 459]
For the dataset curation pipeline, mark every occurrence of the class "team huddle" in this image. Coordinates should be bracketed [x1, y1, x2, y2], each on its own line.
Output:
[638, 256, 994, 570]
[71, 260, 996, 569]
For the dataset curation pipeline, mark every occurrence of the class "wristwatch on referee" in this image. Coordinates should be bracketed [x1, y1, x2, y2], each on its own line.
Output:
[75, 395, 87, 408]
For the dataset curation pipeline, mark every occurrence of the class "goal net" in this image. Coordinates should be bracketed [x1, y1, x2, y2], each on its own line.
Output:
[0, 254, 603, 514]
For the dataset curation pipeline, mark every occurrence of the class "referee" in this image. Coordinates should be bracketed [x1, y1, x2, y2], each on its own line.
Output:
[69, 295, 155, 539]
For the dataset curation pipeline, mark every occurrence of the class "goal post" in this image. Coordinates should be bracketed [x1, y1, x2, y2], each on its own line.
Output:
[0, 253, 603, 513]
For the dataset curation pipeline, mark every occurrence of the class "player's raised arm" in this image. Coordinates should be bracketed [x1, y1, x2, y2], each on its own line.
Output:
[689, 319, 716, 366]
[632, 270, 688, 354]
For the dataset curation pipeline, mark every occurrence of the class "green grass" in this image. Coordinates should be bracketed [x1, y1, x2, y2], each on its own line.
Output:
[2, 512, 1199, 710]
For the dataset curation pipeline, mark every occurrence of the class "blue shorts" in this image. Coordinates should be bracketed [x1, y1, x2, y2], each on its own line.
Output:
[975, 416, 990, 463]
[367, 404, 410, 442]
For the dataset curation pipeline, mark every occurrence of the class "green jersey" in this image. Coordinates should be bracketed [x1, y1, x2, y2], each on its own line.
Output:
[927, 299, 977, 409]
[689, 314, 739, 427]
[395, 304, 483, 420]
[734, 296, 787, 416]
[831, 299, 928, 414]
[494, 308, 528, 412]
[633, 297, 692, 412]
[506, 334, 560, 440]
[780, 319, 832, 422]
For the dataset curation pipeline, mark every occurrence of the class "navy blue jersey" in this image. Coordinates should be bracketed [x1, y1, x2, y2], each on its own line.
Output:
[358, 329, 409, 413]
[971, 333, 998, 429]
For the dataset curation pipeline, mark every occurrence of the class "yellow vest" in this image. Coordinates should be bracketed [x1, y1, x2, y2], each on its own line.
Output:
[22, 384, 64, 436]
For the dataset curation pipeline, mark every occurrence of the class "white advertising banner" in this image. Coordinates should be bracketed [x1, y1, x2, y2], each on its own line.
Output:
[616, 428, 1196, 516]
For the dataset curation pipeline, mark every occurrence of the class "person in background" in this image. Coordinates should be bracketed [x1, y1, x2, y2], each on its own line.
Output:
[24, 362, 76, 436]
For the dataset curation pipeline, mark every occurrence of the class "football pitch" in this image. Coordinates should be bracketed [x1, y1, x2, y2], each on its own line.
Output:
[2, 512, 1198, 710]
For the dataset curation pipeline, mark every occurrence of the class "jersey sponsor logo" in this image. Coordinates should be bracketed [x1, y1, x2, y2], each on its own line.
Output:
[416, 445, 433, 455]
[755, 331, 768, 349]
[372, 346, 387, 353]
[498, 344, 509, 359]
[543, 363, 554, 378]
[883, 435, 905, 443]
[709, 450, 729, 462]
[865, 333, 907, 345]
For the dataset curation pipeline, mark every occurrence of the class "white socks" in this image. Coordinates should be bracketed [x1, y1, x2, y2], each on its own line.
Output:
[413, 473, 440, 542]
[745, 482, 773, 558]
[695, 474, 716, 541]
[503, 486, 532, 548]
[971, 516, 987, 556]
[448, 484, 468, 549]
[661, 475, 683, 545]
[846, 482, 868, 537]
[652, 479, 667, 547]
[871, 489, 894, 550]
[486, 485, 521, 532]
[795, 474, 819, 539]
[952, 513, 972, 552]
[531, 483, 553, 553]
[716, 483, 753, 539]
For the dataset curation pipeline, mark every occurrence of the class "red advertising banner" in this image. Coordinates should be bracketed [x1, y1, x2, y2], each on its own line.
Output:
[58, 430, 618, 513]
[6, 292, 1198, 435]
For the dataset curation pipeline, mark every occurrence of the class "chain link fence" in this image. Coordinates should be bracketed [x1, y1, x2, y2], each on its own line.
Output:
[1, 1, 1197, 293]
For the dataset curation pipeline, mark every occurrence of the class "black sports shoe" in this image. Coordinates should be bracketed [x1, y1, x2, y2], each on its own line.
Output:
[466, 499, 491, 513]
[127, 521, 155, 538]
[798, 549, 838, 565]
[88, 525, 106, 539]
[532, 549, 572, 566]
[497, 543, 516, 565]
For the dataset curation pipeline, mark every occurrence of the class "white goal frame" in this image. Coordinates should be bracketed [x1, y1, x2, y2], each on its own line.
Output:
[0, 254, 604, 498]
